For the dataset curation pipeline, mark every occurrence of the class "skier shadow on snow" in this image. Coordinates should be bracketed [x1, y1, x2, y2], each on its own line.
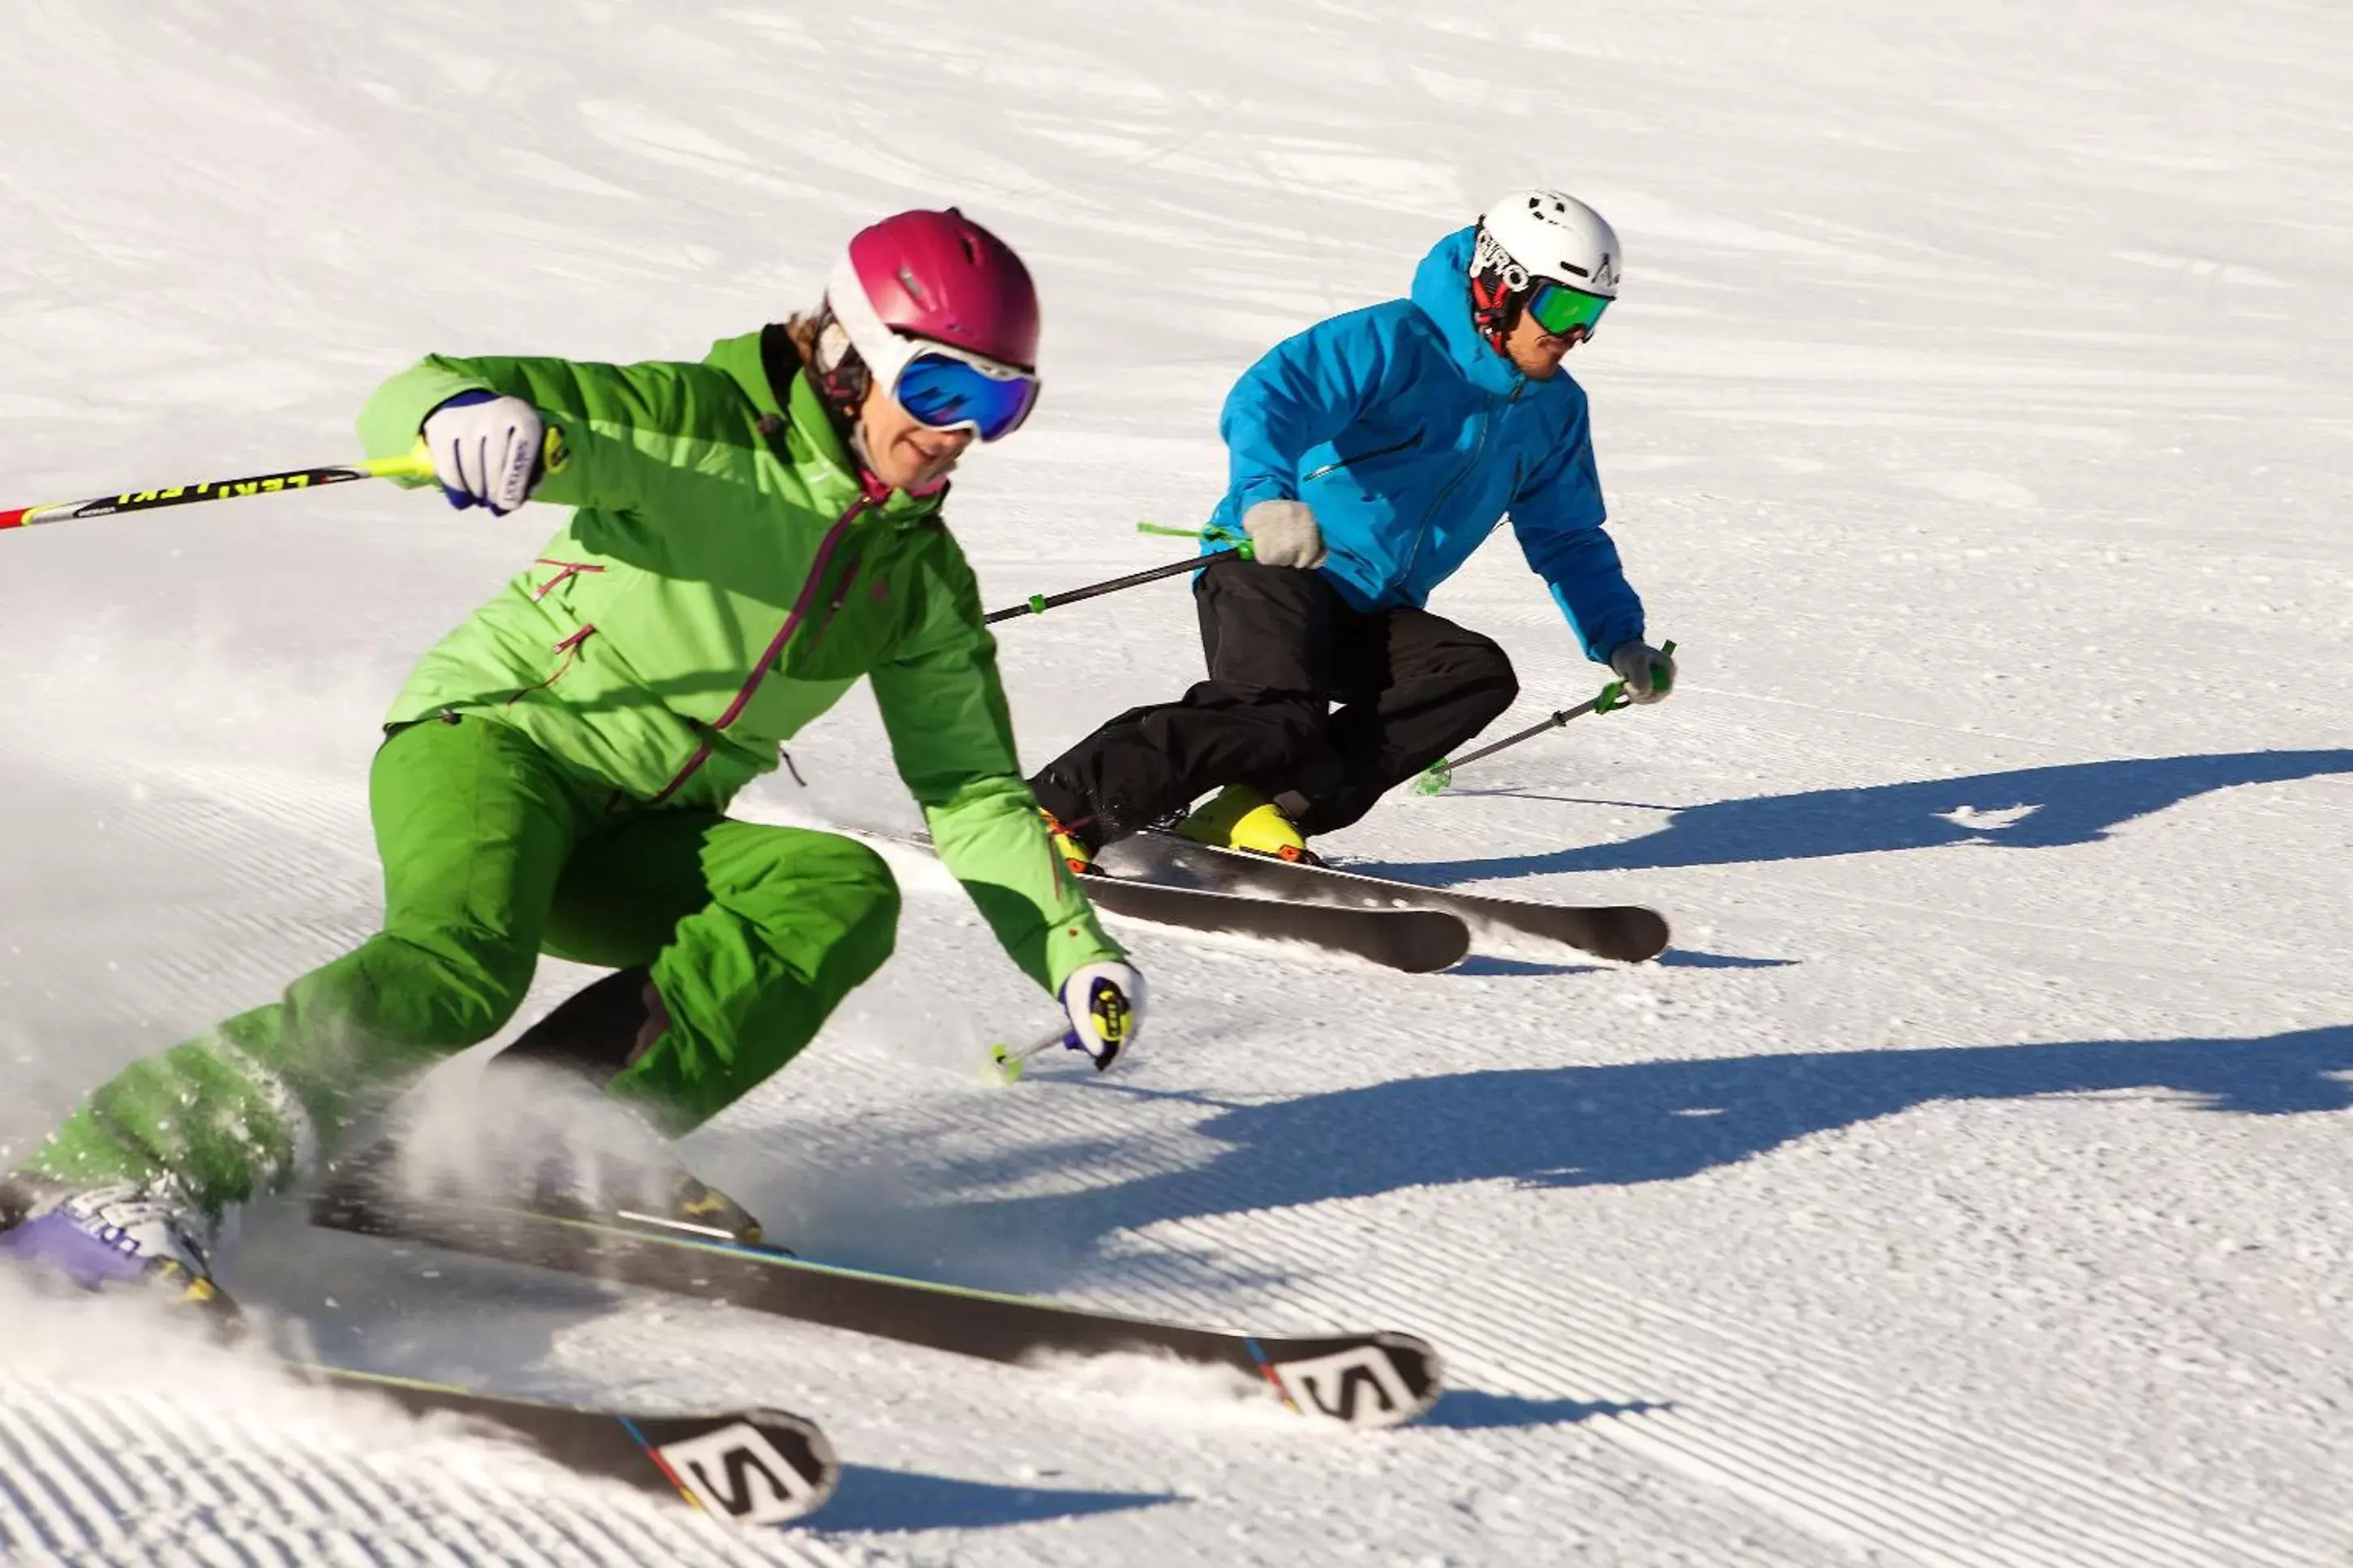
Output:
[1375, 748, 2353, 881]
[1456, 953, 1793, 976]
[815, 1466, 1180, 1533]
[944, 1024, 2353, 1236]
[1419, 1390, 1671, 1428]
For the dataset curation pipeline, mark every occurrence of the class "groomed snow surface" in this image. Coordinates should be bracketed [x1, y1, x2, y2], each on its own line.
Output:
[3, 2, 2350, 1563]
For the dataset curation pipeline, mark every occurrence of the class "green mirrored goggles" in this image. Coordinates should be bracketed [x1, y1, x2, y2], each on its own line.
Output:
[1525, 279, 1611, 338]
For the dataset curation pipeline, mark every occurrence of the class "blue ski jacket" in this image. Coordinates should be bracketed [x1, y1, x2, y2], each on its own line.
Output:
[1206, 226, 1643, 664]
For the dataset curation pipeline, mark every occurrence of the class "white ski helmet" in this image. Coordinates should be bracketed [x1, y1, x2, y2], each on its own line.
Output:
[1471, 189, 1622, 351]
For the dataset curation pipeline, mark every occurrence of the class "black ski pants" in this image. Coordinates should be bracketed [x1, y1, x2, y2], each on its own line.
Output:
[1029, 556, 1517, 846]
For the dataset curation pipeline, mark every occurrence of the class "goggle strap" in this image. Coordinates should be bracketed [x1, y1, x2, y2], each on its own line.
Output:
[827, 249, 916, 389]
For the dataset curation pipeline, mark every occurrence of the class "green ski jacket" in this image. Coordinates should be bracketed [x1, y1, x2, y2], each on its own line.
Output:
[355, 325, 1120, 992]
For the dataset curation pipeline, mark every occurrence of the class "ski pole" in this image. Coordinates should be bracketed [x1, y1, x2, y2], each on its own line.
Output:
[988, 1026, 1077, 1085]
[2, 449, 436, 535]
[982, 522, 1253, 625]
[1415, 638, 1675, 795]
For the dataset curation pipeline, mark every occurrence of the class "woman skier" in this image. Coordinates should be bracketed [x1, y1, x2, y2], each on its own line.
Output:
[0, 208, 1143, 1317]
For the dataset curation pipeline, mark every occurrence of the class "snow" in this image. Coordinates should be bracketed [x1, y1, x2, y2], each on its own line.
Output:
[3, 0, 2351, 1562]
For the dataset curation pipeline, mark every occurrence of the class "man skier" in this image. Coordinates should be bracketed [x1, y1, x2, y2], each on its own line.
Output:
[0, 208, 1143, 1317]
[1030, 189, 1676, 868]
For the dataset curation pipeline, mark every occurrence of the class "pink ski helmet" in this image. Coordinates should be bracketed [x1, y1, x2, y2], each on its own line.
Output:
[825, 208, 1041, 440]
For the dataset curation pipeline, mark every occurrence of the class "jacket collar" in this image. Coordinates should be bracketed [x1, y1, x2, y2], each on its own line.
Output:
[1409, 226, 1577, 404]
[703, 326, 945, 526]
[704, 324, 793, 419]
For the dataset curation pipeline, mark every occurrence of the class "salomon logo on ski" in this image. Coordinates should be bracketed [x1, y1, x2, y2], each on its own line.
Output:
[1269, 1344, 1422, 1428]
[656, 1422, 823, 1524]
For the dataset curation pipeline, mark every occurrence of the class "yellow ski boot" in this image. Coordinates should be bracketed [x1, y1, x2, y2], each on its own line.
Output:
[1040, 807, 1098, 875]
[1176, 785, 1322, 866]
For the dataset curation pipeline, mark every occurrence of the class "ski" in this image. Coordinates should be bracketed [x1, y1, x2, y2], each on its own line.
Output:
[0, 1214, 839, 1527]
[1078, 866, 1472, 973]
[1108, 833, 1671, 964]
[296, 1364, 838, 1523]
[859, 824, 1470, 973]
[310, 1184, 1443, 1431]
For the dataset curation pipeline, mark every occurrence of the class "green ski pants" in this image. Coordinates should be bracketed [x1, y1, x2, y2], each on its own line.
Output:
[28, 714, 899, 1212]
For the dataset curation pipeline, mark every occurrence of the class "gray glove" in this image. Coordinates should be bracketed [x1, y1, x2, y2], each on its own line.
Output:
[1241, 499, 1327, 569]
[1608, 640, 1678, 705]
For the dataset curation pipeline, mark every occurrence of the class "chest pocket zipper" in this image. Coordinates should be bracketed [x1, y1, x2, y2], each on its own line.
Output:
[1301, 428, 1425, 485]
[507, 625, 596, 705]
[529, 558, 606, 601]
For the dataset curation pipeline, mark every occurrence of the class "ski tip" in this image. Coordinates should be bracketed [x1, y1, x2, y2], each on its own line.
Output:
[644, 1407, 841, 1523]
[1614, 908, 1673, 964]
[1261, 1331, 1447, 1430]
[742, 1407, 842, 1521]
[1393, 911, 1474, 973]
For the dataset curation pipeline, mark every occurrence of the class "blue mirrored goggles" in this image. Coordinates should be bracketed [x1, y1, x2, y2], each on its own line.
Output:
[893, 350, 1039, 443]
[1525, 279, 1611, 339]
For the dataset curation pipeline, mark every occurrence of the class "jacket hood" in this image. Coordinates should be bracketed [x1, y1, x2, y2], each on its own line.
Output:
[1409, 226, 1522, 398]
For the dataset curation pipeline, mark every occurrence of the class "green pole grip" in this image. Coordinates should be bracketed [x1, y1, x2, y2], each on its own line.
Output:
[1137, 518, 1251, 556]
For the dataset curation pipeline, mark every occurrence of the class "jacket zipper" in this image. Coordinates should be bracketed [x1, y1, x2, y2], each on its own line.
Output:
[1301, 428, 1424, 485]
[794, 554, 866, 657]
[646, 497, 871, 807]
[1397, 380, 1521, 597]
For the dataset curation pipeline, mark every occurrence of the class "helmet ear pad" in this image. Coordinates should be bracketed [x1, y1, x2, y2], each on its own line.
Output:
[1469, 238, 1531, 354]
[805, 303, 871, 425]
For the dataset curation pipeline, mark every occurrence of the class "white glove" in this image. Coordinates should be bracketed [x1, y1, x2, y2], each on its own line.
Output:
[422, 391, 548, 516]
[1608, 640, 1678, 705]
[1058, 960, 1146, 1072]
[1241, 498, 1327, 569]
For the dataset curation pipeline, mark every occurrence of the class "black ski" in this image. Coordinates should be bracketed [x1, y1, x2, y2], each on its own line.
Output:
[311, 1188, 1443, 1431]
[1111, 834, 1671, 964]
[1078, 868, 1471, 973]
[863, 824, 1469, 973]
[304, 1364, 837, 1523]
